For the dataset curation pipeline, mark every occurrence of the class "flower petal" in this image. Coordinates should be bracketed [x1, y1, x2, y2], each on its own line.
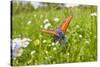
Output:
[13, 47, 23, 57]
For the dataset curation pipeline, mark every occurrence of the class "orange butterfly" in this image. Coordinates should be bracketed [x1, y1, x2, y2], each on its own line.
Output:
[41, 16, 72, 44]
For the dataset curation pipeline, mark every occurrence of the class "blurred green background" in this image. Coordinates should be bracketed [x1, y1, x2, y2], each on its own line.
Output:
[12, 1, 97, 66]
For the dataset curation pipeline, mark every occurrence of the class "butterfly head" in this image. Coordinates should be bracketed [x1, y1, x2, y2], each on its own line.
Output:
[53, 28, 68, 45]
[54, 28, 65, 39]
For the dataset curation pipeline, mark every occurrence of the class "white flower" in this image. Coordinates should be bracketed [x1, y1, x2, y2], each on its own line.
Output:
[12, 38, 32, 48]
[22, 38, 32, 41]
[34, 39, 40, 45]
[39, 34, 42, 38]
[31, 2, 47, 9]
[31, 2, 40, 9]
[44, 22, 51, 29]
[55, 41, 59, 45]
[45, 50, 48, 54]
[12, 44, 23, 57]
[64, 4, 79, 8]
[51, 42, 55, 46]
[31, 2, 43, 9]
[40, 14, 43, 18]
[12, 38, 22, 47]
[12, 41, 17, 50]
[43, 40, 47, 43]
[27, 20, 32, 25]
[51, 41, 59, 46]
[54, 17, 59, 22]
[94, 35, 96, 39]
[67, 53, 70, 56]
[21, 38, 32, 47]
[75, 25, 80, 29]
[43, 19, 49, 24]
[45, 56, 48, 60]
[30, 50, 36, 55]
[53, 47, 57, 51]
[40, 25, 43, 28]
[90, 12, 97, 16]
[79, 34, 82, 39]
[34, 14, 37, 17]
[85, 40, 90, 45]
[49, 56, 52, 58]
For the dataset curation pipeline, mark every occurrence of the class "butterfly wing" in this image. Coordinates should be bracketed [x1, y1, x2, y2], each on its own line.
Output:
[58, 16, 72, 33]
[41, 29, 59, 36]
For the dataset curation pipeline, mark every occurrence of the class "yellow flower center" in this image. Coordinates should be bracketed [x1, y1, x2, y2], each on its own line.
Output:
[16, 49, 19, 54]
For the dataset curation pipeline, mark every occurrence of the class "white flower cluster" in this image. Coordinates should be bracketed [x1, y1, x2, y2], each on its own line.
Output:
[43, 17, 59, 29]
[43, 19, 52, 29]
[90, 12, 97, 16]
[54, 17, 59, 22]
[11, 38, 32, 58]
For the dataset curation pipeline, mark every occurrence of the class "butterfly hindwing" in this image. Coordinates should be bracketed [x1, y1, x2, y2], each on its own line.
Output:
[41, 29, 59, 36]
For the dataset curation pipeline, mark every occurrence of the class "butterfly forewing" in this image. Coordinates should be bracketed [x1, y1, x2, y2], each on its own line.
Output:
[58, 16, 72, 33]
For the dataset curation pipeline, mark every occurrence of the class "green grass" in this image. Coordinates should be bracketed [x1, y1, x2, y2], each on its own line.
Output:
[12, 4, 97, 66]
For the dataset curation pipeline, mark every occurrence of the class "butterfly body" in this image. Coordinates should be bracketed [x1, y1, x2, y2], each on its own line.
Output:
[54, 28, 64, 39]
[41, 16, 72, 45]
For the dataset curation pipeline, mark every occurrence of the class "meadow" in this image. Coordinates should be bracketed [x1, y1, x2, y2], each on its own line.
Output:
[11, 2, 97, 66]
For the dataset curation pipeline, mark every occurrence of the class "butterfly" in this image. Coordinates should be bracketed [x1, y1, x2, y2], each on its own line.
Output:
[41, 16, 72, 45]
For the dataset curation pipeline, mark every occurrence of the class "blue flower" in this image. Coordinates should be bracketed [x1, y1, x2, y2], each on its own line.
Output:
[11, 41, 23, 57]
[12, 38, 32, 48]
[11, 38, 32, 57]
